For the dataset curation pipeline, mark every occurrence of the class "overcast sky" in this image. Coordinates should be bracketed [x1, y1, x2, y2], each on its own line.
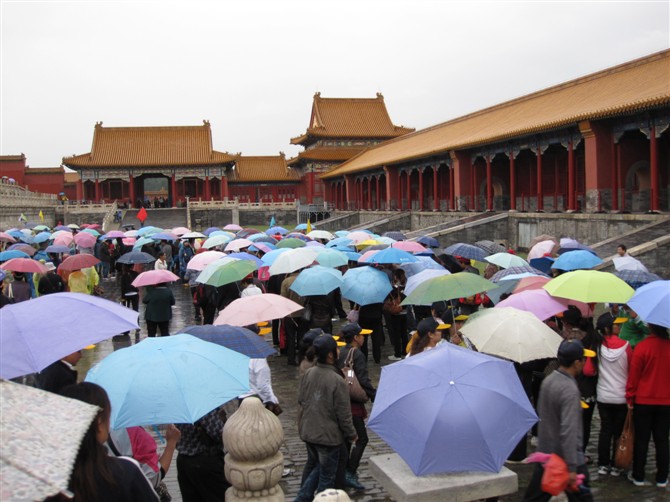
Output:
[1, 0, 668, 168]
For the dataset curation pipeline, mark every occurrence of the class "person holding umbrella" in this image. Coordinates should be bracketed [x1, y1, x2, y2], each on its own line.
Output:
[143, 283, 175, 337]
[523, 339, 595, 501]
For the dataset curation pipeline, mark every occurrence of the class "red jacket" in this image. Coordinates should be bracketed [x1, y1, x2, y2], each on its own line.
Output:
[626, 335, 670, 406]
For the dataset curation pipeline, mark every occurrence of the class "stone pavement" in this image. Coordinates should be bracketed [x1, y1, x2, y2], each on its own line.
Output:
[80, 281, 668, 501]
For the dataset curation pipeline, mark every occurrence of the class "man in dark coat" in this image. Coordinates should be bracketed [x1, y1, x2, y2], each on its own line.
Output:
[37, 350, 82, 394]
[143, 283, 175, 337]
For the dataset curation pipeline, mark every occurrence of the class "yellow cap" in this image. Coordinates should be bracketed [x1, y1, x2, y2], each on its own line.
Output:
[436, 323, 451, 330]
[359, 328, 373, 335]
[581, 400, 590, 409]
[584, 348, 597, 358]
[336, 341, 346, 347]
[83, 344, 96, 350]
[257, 321, 269, 327]
[454, 315, 469, 322]
[258, 327, 272, 336]
[613, 317, 628, 324]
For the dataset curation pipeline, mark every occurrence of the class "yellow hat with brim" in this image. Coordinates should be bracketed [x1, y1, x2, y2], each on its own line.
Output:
[613, 317, 628, 324]
[583, 348, 597, 358]
[581, 400, 590, 409]
[336, 341, 346, 347]
[454, 315, 469, 322]
[257, 321, 269, 327]
[437, 323, 451, 330]
[360, 328, 373, 335]
[258, 327, 272, 336]
[83, 344, 96, 350]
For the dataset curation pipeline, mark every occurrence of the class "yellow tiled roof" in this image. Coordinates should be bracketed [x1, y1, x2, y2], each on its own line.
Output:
[63, 121, 237, 168]
[291, 93, 414, 144]
[290, 147, 365, 163]
[323, 50, 670, 179]
[229, 155, 301, 183]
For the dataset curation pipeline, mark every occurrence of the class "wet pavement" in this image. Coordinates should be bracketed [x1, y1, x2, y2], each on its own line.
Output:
[77, 279, 668, 501]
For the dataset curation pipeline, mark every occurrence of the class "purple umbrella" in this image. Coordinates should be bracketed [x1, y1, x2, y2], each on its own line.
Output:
[180, 324, 277, 359]
[0, 293, 139, 379]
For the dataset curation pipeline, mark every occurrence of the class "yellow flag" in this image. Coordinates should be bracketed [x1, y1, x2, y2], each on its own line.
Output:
[39, 210, 44, 222]
[306, 219, 312, 234]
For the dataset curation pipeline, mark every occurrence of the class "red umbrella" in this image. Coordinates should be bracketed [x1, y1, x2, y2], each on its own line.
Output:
[0, 258, 48, 274]
[58, 254, 100, 272]
[137, 207, 148, 223]
[73, 232, 96, 249]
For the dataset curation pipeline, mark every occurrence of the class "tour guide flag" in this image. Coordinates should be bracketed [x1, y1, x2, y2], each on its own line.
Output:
[39, 210, 44, 222]
[18, 213, 27, 223]
[306, 219, 312, 234]
[269, 216, 276, 227]
[137, 207, 148, 222]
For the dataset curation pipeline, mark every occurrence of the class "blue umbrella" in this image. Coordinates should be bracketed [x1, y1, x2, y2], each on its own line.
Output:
[53, 225, 70, 232]
[529, 256, 555, 275]
[203, 227, 222, 236]
[341, 266, 392, 306]
[180, 324, 277, 359]
[614, 269, 662, 290]
[248, 233, 278, 244]
[399, 256, 446, 277]
[368, 343, 537, 475]
[417, 236, 439, 248]
[133, 237, 155, 249]
[326, 237, 354, 248]
[295, 223, 308, 231]
[45, 245, 72, 254]
[314, 248, 349, 268]
[627, 280, 670, 328]
[18, 235, 35, 244]
[135, 226, 161, 237]
[260, 248, 290, 266]
[444, 243, 489, 262]
[557, 242, 598, 256]
[85, 333, 250, 428]
[116, 251, 156, 264]
[290, 266, 343, 296]
[33, 232, 52, 244]
[150, 232, 177, 241]
[551, 250, 603, 271]
[227, 252, 264, 267]
[366, 247, 419, 265]
[6, 230, 23, 239]
[334, 230, 350, 238]
[266, 226, 288, 235]
[0, 250, 31, 262]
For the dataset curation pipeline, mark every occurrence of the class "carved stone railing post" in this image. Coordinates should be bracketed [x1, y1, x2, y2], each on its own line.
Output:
[222, 397, 284, 501]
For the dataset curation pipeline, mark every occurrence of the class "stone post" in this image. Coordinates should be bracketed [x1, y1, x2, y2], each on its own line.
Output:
[222, 397, 284, 501]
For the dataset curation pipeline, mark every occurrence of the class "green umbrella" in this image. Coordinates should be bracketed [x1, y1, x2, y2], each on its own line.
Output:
[276, 238, 306, 249]
[32, 225, 50, 232]
[202, 234, 232, 249]
[401, 272, 497, 306]
[543, 270, 635, 304]
[197, 259, 257, 287]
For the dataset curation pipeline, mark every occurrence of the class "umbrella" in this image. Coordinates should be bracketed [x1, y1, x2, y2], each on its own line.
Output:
[203, 227, 222, 236]
[247, 234, 278, 244]
[180, 324, 277, 358]
[543, 270, 635, 303]
[551, 250, 603, 271]
[527, 240, 558, 260]
[444, 243, 489, 262]
[58, 254, 100, 272]
[0, 380, 100, 501]
[416, 236, 439, 248]
[53, 233, 74, 247]
[557, 242, 597, 256]
[365, 247, 419, 264]
[474, 240, 507, 255]
[326, 237, 354, 248]
[33, 232, 52, 244]
[131, 269, 180, 287]
[489, 265, 548, 283]
[461, 307, 564, 362]
[398, 255, 446, 277]
[85, 334, 250, 428]
[276, 237, 306, 249]
[214, 293, 303, 326]
[102, 230, 125, 239]
[227, 252, 264, 267]
[67, 223, 80, 230]
[314, 248, 349, 268]
[202, 234, 232, 249]
[266, 226, 288, 235]
[7, 243, 36, 256]
[513, 276, 551, 294]
[485, 280, 520, 305]
[383, 231, 407, 241]
[181, 231, 207, 239]
[73, 232, 96, 248]
[236, 228, 262, 239]
[495, 289, 572, 321]
[116, 251, 156, 265]
[132, 236, 155, 250]
[124, 229, 138, 237]
[0, 293, 139, 379]
[613, 255, 648, 272]
[0, 232, 17, 243]
[614, 269, 662, 289]
[197, 259, 257, 287]
[485, 252, 528, 269]
[18, 234, 35, 244]
[403, 269, 451, 297]
[186, 250, 226, 271]
[368, 343, 538, 475]
[307, 230, 335, 241]
[391, 241, 427, 253]
[259, 248, 290, 266]
[290, 266, 343, 296]
[529, 256, 555, 275]
[170, 227, 190, 236]
[45, 245, 72, 254]
[341, 266, 392, 306]
[136, 226, 161, 237]
[268, 248, 318, 275]
[33, 224, 50, 231]
[151, 232, 178, 241]
[626, 280, 670, 328]
[346, 231, 374, 244]
[249, 243, 275, 254]
[401, 272, 496, 306]
[224, 223, 243, 231]
[294, 223, 308, 231]
[81, 228, 101, 237]
[530, 234, 558, 248]
[0, 250, 30, 262]
[225, 238, 253, 252]
[0, 258, 48, 274]
[357, 250, 379, 263]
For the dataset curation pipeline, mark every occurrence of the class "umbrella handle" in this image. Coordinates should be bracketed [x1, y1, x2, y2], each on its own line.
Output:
[152, 424, 166, 444]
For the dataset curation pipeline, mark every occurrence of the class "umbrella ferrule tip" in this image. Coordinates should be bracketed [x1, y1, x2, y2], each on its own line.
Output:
[449, 381, 455, 385]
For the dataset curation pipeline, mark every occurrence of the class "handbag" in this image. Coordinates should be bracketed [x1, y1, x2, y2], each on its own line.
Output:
[383, 296, 402, 315]
[614, 408, 634, 470]
[346, 308, 359, 323]
[541, 453, 570, 496]
[302, 301, 312, 322]
[344, 348, 369, 403]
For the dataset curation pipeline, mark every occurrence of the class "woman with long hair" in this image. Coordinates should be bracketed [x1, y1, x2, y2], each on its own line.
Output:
[408, 318, 450, 357]
[50, 382, 158, 501]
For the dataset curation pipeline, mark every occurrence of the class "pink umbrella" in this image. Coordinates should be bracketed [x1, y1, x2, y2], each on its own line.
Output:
[7, 244, 36, 256]
[214, 293, 302, 326]
[223, 224, 243, 231]
[53, 233, 74, 247]
[186, 251, 226, 271]
[358, 250, 379, 262]
[122, 237, 136, 246]
[1, 258, 48, 274]
[58, 254, 100, 272]
[528, 240, 557, 260]
[346, 231, 374, 244]
[0, 232, 17, 243]
[171, 227, 191, 236]
[251, 242, 273, 254]
[104, 230, 125, 239]
[392, 241, 427, 253]
[513, 276, 551, 294]
[131, 269, 180, 288]
[496, 289, 570, 321]
[74, 232, 96, 248]
[87, 224, 102, 230]
[225, 239, 253, 252]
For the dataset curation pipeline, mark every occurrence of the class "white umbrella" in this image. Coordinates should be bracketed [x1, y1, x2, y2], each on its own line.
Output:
[181, 231, 207, 239]
[484, 252, 529, 269]
[460, 307, 563, 363]
[527, 239, 557, 260]
[613, 255, 648, 272]
[307, 230, 335, 241]
[268, 247, 318, 275]
[403, 269, 451, 297]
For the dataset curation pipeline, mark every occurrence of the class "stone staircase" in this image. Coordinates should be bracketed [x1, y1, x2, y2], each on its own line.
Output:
[591, 216, 670, 257]
[405, 212, 500, 240]
[122, 208, 188, 230]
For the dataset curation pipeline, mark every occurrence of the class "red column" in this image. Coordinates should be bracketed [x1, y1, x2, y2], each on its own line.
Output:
[306, 171, 314, 204]
[367, 179, 372, 210]
[205, 176, 211, 200]
[407, 170, 412, 210]
[509, 152, 516, 210]
[397, 169, 403, 210]
[611, 140, 619, 211]
[94, 179, 100, 202]
[433, 166, 439, 211]
[616, 142, 622, 212]
[375, 177, 381, 210]
[221, 175, 228, 200]
[471, 163, 477, 211]
[486, 155, 492, 211]
[536, 147, 544, 211]
[568, 140, 575, 211]
[418, 169, 424, 211]
[76, 178, 83, 201]
[650, 125, 659, 212]
[449, 165, 455, 210]
[171, 174, 177, 207]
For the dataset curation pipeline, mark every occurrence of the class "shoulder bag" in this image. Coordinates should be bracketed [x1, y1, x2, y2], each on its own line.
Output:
[344, 348, 369, 403]
[614, 408, 634, 470]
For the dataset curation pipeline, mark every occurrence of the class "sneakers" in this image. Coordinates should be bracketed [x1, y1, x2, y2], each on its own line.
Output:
[610, 467, 623, 477]
[597, 465, 609, 476]
[628, 472, 647, 487]
[657, 480, 668, 488]
[387, 355, 403, 361]
[344, 471, 365, 491]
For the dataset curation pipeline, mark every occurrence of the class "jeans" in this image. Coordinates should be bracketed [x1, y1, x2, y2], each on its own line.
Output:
[596, 401, 627, 467]
[523, 462, 593, 502]
[295, 443, 341, 502]
[632, 404, 670, 483]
